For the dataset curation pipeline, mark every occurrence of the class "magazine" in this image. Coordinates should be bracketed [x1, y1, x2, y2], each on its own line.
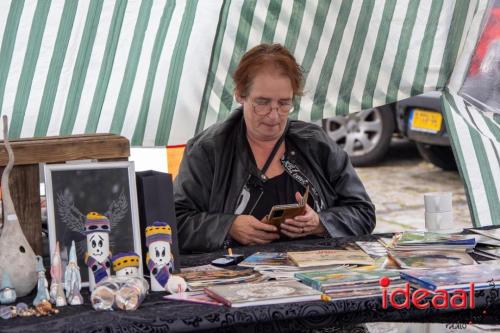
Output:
[204, 280, 322, 307]
[287, 250, 374, 268]
[388, 250, 476, 269]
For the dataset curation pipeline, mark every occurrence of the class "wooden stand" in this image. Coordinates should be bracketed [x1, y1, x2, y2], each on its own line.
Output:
[0, 134, 130, 255]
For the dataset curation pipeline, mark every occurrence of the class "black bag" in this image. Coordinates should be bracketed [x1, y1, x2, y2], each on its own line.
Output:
[136, 170, 180, 273]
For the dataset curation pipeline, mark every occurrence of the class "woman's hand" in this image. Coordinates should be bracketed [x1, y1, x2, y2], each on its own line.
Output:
[229, 215, 280, 245]
[280, 191, 326, 238]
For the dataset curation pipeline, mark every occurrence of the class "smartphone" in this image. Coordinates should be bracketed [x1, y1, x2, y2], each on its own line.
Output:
[264, 185, 309, 228]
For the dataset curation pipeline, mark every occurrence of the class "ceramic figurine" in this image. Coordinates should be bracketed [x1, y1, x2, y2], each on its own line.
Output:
[145, 222, 186, 293]
[112, 252, 140, 277]
[0, 116, 37, 297]
[0, 272, 16, 304]
[64, 241, 83, 305]
[33, 256, 49, 306]
[50, 242, 67, 307]
[84, 212, 111, 291]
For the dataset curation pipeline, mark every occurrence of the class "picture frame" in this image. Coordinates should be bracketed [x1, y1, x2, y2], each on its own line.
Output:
[44, 161, 143, 286]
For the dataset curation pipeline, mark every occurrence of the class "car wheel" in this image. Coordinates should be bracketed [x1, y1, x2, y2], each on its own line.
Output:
[323, 107, 395, 166]
[415, 143, 458, 171]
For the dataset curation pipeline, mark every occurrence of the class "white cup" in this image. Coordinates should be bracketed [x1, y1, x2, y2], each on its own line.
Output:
[424, 192, 452, 213]
[425, 211, 454, 232]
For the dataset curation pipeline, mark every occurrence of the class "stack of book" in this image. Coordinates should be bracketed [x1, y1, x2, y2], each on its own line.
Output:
[238, 252, 353, 279]
[400, 265, 500, 291]
[386, 231, 477, 269]
[295, 267, 405, 299]
[179, 267, 265, 290]
[470, 229, 500, 260]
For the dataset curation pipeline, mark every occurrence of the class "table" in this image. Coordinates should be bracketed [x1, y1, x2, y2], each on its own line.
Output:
[2, 231, 500, 333]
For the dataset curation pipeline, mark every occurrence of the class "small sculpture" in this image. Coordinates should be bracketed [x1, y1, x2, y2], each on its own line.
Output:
[33, 256, 49, 306]
[84, 212, 111, 291]
[0, 116, 37, 297]
[64, 241, 83, 305]
[145, 222, 186, 293]
[0, 272, 16, 304]
[50, 242, 67, 307]
[112, 252, 140, 277]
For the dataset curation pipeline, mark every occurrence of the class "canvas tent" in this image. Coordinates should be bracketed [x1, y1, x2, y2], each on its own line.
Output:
[0, 0, 498, 226]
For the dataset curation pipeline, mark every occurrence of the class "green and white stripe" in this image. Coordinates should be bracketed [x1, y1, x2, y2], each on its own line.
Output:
[442, 90, 500, 227]
[0, 0, 489, 146]
[198, 0, 487, 134]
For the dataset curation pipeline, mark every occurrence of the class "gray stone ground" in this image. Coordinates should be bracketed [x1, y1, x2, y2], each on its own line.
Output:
[354, 139, 472, 233]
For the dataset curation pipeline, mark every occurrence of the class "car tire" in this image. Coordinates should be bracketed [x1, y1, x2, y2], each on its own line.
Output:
[415, 143, 458, 171]
[323, 106, 395, 166]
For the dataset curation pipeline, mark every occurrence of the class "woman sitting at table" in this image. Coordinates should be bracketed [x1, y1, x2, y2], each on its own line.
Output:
[174, 43, 375, 253]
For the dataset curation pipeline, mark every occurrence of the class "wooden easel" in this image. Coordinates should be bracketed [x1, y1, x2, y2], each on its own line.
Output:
[0, 134, 130, 255]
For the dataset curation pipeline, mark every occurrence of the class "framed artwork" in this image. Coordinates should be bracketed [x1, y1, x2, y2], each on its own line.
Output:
[44, 161, 143, 285]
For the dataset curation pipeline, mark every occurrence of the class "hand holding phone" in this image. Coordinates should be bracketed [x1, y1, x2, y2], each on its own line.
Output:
[264, 186, 309, 228]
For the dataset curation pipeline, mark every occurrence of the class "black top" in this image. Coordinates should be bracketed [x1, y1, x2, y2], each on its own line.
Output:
[249, 171, 308, 220]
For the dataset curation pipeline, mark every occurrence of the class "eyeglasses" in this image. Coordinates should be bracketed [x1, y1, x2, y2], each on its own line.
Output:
[250, 98, 294, 116]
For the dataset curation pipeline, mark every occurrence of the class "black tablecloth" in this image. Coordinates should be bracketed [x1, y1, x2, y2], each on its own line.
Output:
[2, 232, 500, 333]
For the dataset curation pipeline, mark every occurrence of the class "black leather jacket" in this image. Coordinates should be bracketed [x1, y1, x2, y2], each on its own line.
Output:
[174, 108, 375, 253]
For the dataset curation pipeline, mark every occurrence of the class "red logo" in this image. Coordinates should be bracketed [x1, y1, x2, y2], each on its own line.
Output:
[379, 276, 475, 309]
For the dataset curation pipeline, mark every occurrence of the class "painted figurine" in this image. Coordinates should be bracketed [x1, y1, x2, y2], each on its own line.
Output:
[145, 222, 186, 293]
[33, 256, 50, 306]
[64, 241, 83, 305]
[112, 252, 140, 277]
[0, 272, 16, 304]
[50, 242, 67, 307]
[84, 212, 111, 291]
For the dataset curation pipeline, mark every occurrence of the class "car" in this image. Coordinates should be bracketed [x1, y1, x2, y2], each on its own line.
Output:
[322, 92, 457, 170]
[395, 91, 457, 171]
[322, 103, 397, 167]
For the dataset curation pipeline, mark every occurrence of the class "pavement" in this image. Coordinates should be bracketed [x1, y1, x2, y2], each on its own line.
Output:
[354, 138, 472, 234]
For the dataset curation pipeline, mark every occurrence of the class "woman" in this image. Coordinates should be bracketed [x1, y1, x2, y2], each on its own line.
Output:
[174, 44, 375, 253]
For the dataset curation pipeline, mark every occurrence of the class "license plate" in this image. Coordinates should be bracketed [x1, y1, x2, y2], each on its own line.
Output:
[410, 109, 442, 133]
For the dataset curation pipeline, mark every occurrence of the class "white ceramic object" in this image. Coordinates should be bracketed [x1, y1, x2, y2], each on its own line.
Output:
[0, 116, 37, 297]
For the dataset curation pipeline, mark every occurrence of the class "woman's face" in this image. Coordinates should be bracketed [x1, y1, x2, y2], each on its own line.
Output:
[237, 69, 293, 142]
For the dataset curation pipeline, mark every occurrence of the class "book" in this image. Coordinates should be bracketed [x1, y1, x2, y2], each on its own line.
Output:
[400, 265, 500, 291]
[470, 228, 500, 241]
[388, 250, 476, 269]
[295, 267, 400, 292]
[204, 280, 322, 307]
[164, 291, 223, 306]
[390, 231, 476, 251]
[355, 240, 388, 258]
[287, 250, 374, 268]
[238, 252, 296, 270]
[179, 267, 265, 290]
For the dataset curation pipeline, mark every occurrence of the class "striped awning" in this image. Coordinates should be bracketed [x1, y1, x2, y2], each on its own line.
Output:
[0, 0, 489, 146]
[441, 90, 500, 227]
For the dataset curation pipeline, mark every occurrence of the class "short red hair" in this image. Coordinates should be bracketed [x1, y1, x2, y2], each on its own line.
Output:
[233, 43, 303, 97]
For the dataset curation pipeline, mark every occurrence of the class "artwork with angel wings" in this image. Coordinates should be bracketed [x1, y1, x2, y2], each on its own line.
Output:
[44, 162, 143, 283]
